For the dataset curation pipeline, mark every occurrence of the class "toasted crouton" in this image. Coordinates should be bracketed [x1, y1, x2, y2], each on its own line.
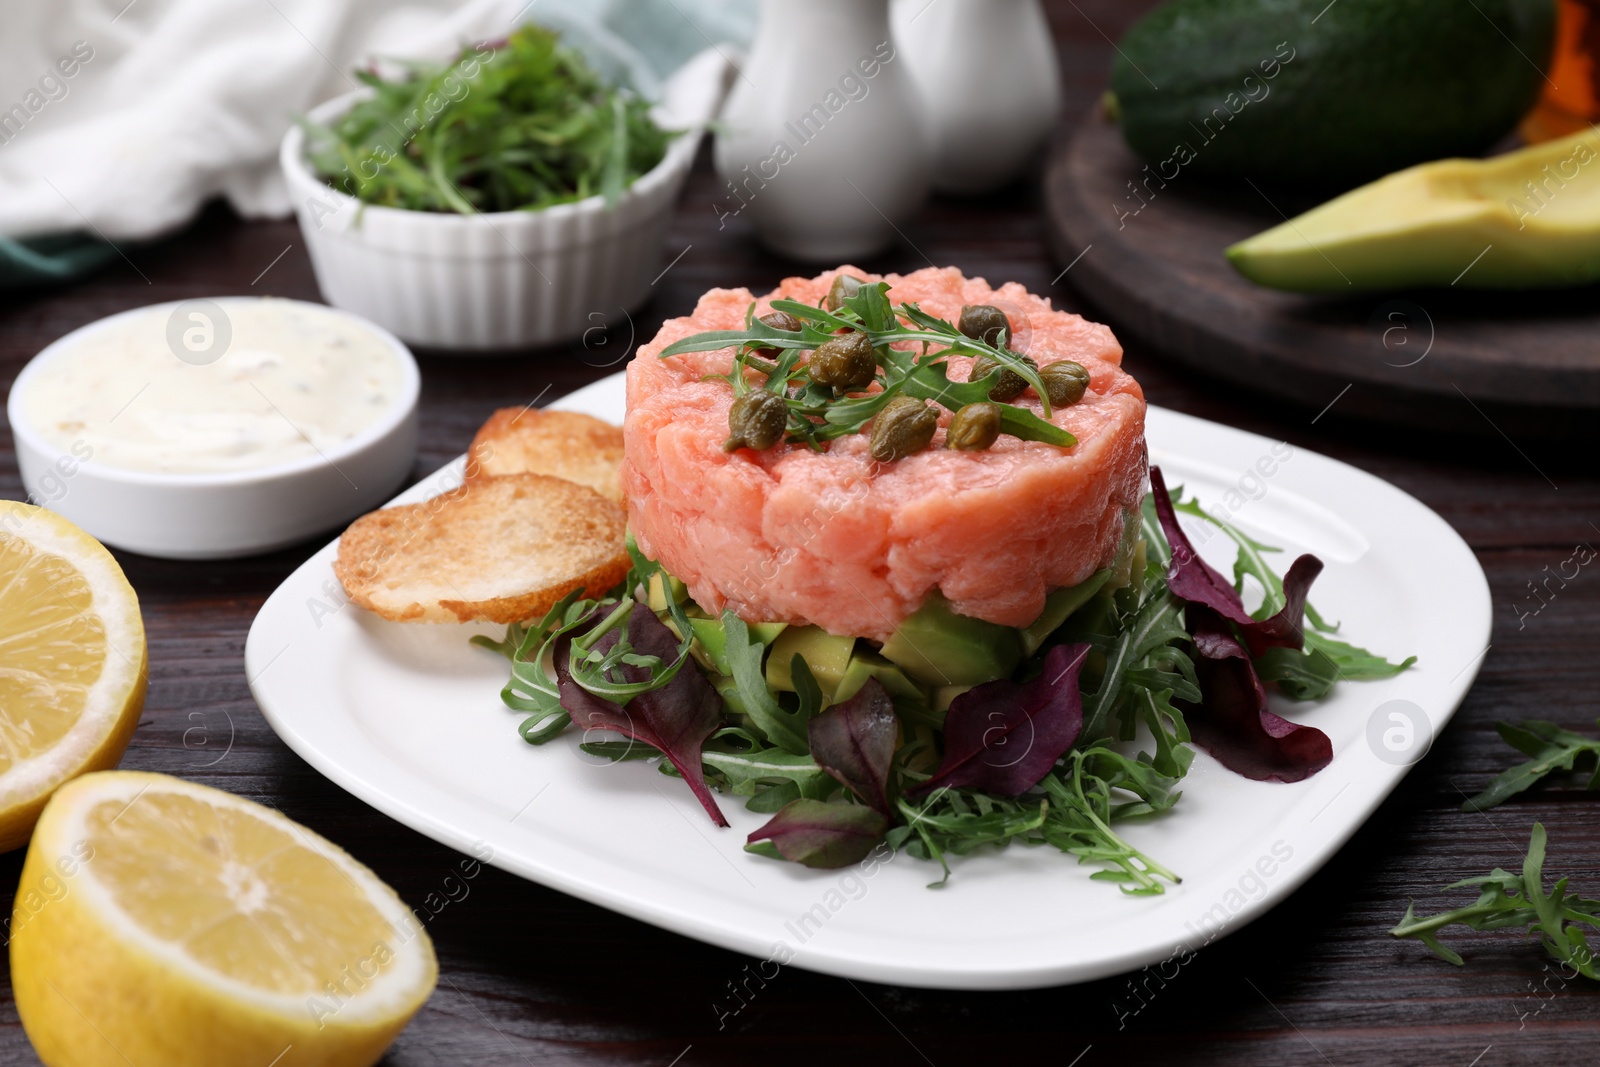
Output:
[334, 474, 629, 624]
[466, 408, 625, 502]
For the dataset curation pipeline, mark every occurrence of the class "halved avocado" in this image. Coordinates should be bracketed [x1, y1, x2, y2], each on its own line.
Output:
[765, 626, 857, 701]
[1227, 127, 1600, 292]
[879, 592, 1023, 687]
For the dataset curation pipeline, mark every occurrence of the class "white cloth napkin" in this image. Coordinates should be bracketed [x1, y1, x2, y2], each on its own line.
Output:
[0, 0, 752, 242]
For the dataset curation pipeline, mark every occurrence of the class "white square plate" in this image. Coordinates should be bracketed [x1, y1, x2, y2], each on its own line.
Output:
[246, 371, 1490, 990]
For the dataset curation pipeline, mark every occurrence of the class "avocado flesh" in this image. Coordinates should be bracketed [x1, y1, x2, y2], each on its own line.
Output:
[834, 651, 929, 705]
[879, 592, 1023, 688]
[645, 573, 688, 612]
[687, 617, 787, 676]
[1021, 571, 1113, 656]
[765, 625, 857, 701]
[1227, 127, 1600, 292]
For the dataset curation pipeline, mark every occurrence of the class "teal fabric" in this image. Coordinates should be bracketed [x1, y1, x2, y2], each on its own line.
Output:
[0, 233, 119, 290]
[1, 0, 754, 290]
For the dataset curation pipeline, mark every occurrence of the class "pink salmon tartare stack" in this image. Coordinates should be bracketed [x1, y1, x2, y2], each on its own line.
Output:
[623, 266, 1147, 642]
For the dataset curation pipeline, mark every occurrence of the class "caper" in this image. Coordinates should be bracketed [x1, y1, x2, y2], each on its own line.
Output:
[946, 402, 1002, 451]
[968, 353, 1037, 402]
[958, 304, 1012, 347]
[824, 273, 866, 311]
[759, 311, 802, 333]
[809, 332, 878, 392]
[869, 396, 938, 463]
[1038, 360, 1091, 407]
[724, 390, 789, 452]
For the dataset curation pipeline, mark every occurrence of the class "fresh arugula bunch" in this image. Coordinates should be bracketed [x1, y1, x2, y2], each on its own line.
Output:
[303, 25, 671, 213]
[1392, 823, 1599, 979]
[656, 281, 1074, 450]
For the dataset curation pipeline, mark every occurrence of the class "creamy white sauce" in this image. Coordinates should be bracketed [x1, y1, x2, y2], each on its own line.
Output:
[20, 299, 408, 475]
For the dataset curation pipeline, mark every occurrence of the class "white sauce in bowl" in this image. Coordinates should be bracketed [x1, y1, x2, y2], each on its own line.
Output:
[18, 299, 410, 475]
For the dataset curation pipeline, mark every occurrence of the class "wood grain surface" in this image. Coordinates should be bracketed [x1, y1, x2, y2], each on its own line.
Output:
[1046, 107, 1600, 440]
[0, 2, 1596, 1064]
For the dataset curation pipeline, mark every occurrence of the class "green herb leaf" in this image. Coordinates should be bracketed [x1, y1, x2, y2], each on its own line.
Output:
[1253, 645, 1341, 701]
[721, 612, 811, 755]
[1461, 720, 1600, 812]
[1391, 823, 1600, 980]
[303, 26, 673, 213]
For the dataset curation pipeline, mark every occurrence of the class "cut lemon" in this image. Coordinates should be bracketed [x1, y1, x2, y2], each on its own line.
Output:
[12, 771, 438, 1067]
[0, 501, 145, 851]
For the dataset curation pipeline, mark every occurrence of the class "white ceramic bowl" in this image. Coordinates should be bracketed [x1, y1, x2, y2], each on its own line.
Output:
[7, 299, 420, 561]
[280, 48, 729, 351]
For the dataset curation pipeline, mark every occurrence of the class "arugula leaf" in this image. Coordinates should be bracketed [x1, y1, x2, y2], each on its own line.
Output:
[1302, 630, 1416, 680]
[1253, 646, 1341, 701]
[1462, 720, 1600, 812]
[721, 612, 811, 755]
[303, 26, 672, 213]
[1392, 824, 1600, 980]
[700, 747, 834, 799]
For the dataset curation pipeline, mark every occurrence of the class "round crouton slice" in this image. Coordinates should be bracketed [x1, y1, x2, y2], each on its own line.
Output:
[466, 408, 625, 502]
[334, 473, 629, 624]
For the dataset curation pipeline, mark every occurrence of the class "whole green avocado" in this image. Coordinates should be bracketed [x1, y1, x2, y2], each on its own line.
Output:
[1110, 0, 1558, 188]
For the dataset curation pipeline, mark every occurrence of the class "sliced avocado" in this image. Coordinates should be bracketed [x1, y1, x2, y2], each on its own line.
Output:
[711, 673, 749, 717]
[879, 591, 1023, 687]
[1227, 127, 1600, 292]
[645, 572, 688, 612]
[933, 684, 974, 713]
[765, 626, 857, 701]
[1021, 571, 1113, 656]
[1114, 537, 1149, 620]
[834, 651, 929, 705]
[688, 617, 787, 676]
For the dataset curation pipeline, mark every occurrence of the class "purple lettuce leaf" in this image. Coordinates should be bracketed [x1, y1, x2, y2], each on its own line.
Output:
[1180, 608, 1333, 783]
[556, 607, 728, 827]
[807, 678, 898, 817]
[1149, 466, 1323, 655]
[746, 798, 889, 868]
[907, 643, 1091, 799]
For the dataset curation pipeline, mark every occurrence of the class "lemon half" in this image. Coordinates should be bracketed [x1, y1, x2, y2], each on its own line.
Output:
[12, 771, 438, 1066]
[0, 501, 146, 850]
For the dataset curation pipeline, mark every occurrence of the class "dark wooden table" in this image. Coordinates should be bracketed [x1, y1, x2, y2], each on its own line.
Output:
[1, 2, 1596, 1063]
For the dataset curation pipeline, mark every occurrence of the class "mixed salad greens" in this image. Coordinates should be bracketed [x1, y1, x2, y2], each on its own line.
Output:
[303, 26, 672, 213]
[477, 467, 1413, 893]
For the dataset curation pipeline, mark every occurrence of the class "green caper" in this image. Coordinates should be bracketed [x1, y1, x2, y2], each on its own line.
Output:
[759, 311, 802, 333]
[869, 396, 938, 462]
[946, 402, 1002, 451]
[824, 274, 866, 311]
[968, 353, 1037, 402]
[1038, 360, 1091, 407]
[809, 332, 878, 392]
[958, 304, 1012, 347]
[724, 390, 789, 452]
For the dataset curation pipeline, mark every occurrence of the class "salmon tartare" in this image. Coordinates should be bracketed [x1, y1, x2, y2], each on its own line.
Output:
[624, 266, 1147, 642]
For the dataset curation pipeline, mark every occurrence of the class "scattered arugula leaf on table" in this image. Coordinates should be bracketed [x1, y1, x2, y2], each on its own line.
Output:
[1392, 823, 1600, 979]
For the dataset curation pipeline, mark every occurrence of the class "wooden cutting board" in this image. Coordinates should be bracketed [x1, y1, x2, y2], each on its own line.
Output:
[1044, 107, 1600, 440]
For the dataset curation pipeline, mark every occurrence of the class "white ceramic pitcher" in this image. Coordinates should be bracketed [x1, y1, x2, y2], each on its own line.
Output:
[714, 0, 929, 262]
[891, 0, 1062, 195]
